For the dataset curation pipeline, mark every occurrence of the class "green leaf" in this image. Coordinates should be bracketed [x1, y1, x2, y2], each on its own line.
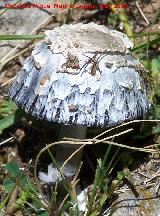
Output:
[5, 161, 20, 177]
[153, 124, 160, 134]
[37, 211, 49, 216]
[0, 108, 25, 131]
[0, 100, 17, 118]
[99, 192, 108, 207]
[16, 190, 29, 206]
[152, 57, 160, 73]
[19, 174, 28, 187]
[3, 178, 15, 191]
[117, 171, 126, 181]
[155, 105, 160, 114]
[151, 56, 160, 77]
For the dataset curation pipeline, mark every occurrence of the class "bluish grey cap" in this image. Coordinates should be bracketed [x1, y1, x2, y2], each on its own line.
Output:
[8, 23, 149, 127]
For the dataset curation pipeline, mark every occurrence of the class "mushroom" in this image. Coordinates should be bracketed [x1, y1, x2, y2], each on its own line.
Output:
[8, 23, 148, 198]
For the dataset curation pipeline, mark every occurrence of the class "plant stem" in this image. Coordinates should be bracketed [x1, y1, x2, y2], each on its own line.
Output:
[0, 34, 45, 40]
[0, 184, 17, 210]
[118, 11, 133, 38]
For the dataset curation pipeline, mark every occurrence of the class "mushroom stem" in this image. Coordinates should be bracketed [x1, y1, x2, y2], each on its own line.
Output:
[57, 125, 87, 177]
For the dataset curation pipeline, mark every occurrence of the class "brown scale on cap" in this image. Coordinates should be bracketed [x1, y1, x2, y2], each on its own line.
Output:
[86, 53, 100, 76]
[40, 74, 50, 86]
[62, 53, 80, 70]
[68, 104, 79, 112]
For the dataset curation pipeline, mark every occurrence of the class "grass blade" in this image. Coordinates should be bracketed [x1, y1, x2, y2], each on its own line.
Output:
[0, 34, 45, 40]
[132, 37, 160, 52]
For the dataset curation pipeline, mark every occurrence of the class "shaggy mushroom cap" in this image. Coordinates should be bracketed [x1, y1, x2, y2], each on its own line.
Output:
[8, 23, 149, 127]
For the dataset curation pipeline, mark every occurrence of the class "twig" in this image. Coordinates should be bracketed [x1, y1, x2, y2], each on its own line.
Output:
[5, 186, 19, 215]
[1, 77, 16, 87]
[93, 128, 133, 144]
[34, 143, 57, 203]
[100, 140, 156, 153]
[132, 171, 151, 180]
[94, 119, 160, 140]
[59, 193, 69, 211]
[136, 1, 150, 25]
[144, 143, 160, 149]
[156, 181, 160, 195]
[0, 137, 14, 146]
[64, 129, 133, 143]
[144, 172, 160, 184]
[60, 144, 85, 173]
